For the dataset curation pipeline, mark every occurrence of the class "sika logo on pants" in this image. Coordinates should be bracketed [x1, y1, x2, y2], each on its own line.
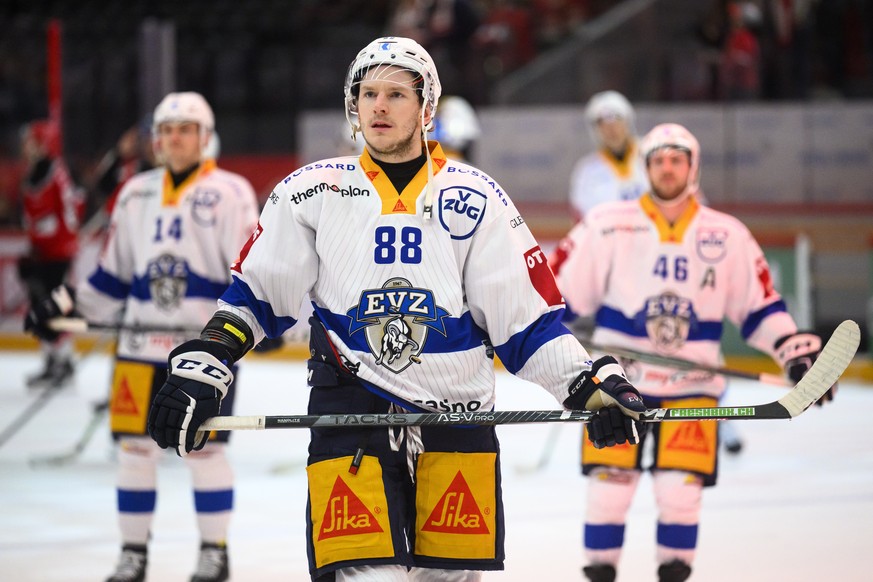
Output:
[307, 456, 394, 568]
[415, 452, 497, 560]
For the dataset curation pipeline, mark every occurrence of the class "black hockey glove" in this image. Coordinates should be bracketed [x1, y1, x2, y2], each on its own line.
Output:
[147, 339, 234, 457]
[564, 355, 648, 449]
[775, 332, 835, 406]
[24, 284, 76, 342]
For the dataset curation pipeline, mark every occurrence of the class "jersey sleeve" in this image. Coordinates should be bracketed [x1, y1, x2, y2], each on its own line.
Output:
[725, 224, 797, 357]
[555, 216, 612, 319]
[219, 175, 260, 267]
[217, 178, 318, 342]
[464, 198, 591, 403]
[74, 182, 137, 324]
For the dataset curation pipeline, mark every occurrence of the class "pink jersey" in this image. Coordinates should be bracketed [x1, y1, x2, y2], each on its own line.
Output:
[556, 194, 797, 398]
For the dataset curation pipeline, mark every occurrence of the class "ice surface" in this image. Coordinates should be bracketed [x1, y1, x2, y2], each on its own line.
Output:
[1, 352, 871, 581]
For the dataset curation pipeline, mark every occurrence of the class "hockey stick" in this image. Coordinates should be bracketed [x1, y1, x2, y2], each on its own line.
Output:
[0, 386, 60, 447]
[202, 320, 859, 432]
[0, 333, 114, 449]
[49, 317, 200, 334]
[516, 335, 789, 472]
[514, 423, 563, 475]
[29, 400, 109, 467]
[580, 338, 790, 386]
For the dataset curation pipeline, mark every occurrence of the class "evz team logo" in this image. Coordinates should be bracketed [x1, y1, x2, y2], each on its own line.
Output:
[696, 228, 728, 263]
[347, 278, 450, 373]
[147, 254, 188, 311]
[637, 291, 698, 354]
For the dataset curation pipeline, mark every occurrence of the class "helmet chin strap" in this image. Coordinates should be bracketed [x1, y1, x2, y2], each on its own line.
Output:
[422, 106, 434, 221]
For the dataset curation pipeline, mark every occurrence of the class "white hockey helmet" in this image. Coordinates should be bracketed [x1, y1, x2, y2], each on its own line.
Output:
[344, 36, 441, 134]
[584, 91, 635, 133]
[431, 95, 481, 154]
[152, 92, 215, 142]
[203, 130, 221, 160]
[640, 122, 701, 205]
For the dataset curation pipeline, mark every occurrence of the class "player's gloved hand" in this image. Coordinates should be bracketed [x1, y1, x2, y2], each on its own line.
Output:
[564, 355, 648, 448]
[147, 339, 234, 457]
[775, 332, 835, 406]
[24, 284, 76, 342]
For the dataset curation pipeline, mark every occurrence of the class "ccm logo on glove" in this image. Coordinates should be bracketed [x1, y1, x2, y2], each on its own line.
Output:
[170, 351, 233, 394]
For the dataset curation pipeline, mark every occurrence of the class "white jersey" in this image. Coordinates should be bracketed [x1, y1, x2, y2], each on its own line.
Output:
[220, 142, 591, 413]
[556, 195, 797, 399]
[569, 142, 649, 221]
[76, 160, 259, 362]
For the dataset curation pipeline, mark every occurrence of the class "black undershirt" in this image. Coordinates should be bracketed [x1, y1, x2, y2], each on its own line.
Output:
[372, 152, 427, 194]
[168, 163, 200, 188]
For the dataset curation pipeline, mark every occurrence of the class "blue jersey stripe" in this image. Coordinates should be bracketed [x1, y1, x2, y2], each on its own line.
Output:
[313, 305, 491, 356]
[595, 305, 722, 341]
[130, 272, 230, 301]
[741, 300, 788, 339]
[494, 309, 572, 374]
[88, 266, 130, 300]
[220, 277, 297, 339]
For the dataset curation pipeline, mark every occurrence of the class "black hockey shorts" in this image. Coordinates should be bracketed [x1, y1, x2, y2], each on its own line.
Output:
[304, 381, 506, 580]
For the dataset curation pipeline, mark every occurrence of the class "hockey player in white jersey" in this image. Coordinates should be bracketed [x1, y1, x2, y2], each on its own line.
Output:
[567, 90, 649, 223]
[25, 91, 259, 582]
[145, 37, 648, 582]
[555, 123, 835, 582]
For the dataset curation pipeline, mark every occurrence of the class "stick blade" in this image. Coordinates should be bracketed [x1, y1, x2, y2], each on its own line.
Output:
[776, 320, 860, 417]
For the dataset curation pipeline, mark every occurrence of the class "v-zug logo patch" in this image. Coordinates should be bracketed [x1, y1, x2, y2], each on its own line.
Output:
[347, 278, 450, 373]
[438, 186, 486, 240]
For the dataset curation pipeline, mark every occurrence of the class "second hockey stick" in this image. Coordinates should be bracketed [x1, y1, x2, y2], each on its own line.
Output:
[29, 400, 109, 467]
[202, 320, 859, 432]
[580, 338, 790, 386]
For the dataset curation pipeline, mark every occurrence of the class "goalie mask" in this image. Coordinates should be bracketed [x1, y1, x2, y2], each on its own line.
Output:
[152, 91, 215, 157]
[343, 36, 441, 136]
[640, 123, 701, 207]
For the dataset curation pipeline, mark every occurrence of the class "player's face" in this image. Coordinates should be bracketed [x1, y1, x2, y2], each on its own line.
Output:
[357, 65, 428, 163]
[156, 122, 203, 172]
[596, 118, 630, 154]
[647, 148, 691, 201]
[20, 131, 43, 164]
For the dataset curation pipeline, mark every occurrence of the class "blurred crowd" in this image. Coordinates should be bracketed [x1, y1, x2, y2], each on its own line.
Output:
[0, 0, 871, 228]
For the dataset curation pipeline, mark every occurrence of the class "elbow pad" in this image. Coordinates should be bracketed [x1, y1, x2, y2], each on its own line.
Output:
[199, 311, 256, 363]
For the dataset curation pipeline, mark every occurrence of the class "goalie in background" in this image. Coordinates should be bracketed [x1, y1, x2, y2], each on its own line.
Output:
[555, 122, 835, 582]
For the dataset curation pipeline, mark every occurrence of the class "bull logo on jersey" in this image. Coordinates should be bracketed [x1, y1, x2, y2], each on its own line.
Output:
[147, 253, 188, 311]
[438, 186, 486, 240]
[638, 291, 698, 354]
[347, 278, 450, 373]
